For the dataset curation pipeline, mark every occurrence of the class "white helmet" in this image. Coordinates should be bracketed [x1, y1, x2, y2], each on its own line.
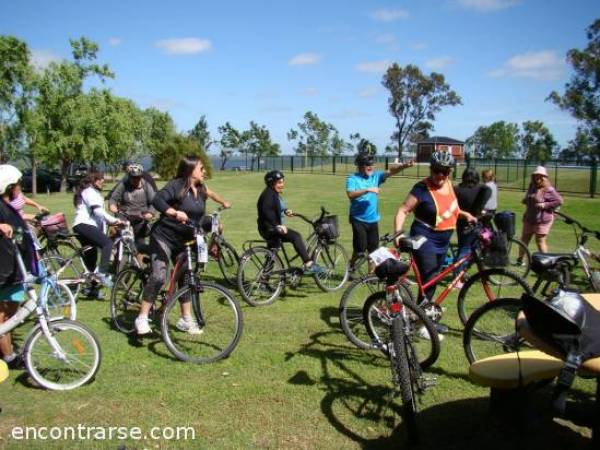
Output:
[0, 165, 22, 194]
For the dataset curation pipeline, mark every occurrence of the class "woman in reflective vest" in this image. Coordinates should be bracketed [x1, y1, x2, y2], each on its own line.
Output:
[393, 152, 476, 327]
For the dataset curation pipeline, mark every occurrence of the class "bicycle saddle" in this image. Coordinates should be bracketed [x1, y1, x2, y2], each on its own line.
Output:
[531, 252, 577, 270]
[397, 235, 427, 252]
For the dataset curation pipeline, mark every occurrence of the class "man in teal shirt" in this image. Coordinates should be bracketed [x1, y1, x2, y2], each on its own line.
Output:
[346, 153, 413, 273]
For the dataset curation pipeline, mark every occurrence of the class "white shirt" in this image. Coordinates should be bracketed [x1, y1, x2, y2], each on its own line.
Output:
[73, 187, 118, 232]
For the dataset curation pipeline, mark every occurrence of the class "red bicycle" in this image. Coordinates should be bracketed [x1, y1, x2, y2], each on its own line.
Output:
[340, 223, 533, 350]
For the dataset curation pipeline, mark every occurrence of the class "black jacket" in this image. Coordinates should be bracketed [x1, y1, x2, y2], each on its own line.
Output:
[257, 187, 282, 237]
[454, 183, 492, 234]
[0, 201, 36, 286]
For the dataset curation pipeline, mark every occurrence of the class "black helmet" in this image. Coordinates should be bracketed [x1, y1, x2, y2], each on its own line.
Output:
[354, 153, 375, 167]
[264, 170, 285, 186]
[430, 151, 455, 169]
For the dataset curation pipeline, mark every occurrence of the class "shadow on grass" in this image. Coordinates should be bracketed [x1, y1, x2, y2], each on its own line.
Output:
[287, 329, 594, 449]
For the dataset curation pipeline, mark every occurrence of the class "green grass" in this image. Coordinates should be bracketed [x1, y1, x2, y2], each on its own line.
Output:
[1, 172, 599, 449]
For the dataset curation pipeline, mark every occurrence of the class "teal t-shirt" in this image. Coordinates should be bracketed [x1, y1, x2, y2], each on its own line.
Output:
[346, 170, 386, 223]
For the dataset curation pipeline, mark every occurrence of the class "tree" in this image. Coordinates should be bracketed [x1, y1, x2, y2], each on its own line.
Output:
[287, 111, 346, 161]
[520, 120, 557, 161]
[466, 121, 519, 158]
[189, 115, 214, 152]
[0, 36, 34, 163]
[241, 121, 280, 170]
[382, 63, 462, 158]
[152, 134, 212, 180]
[217, 122, 241, 171]
[548, 19, 600, 158]
[558, 129, 592, 162]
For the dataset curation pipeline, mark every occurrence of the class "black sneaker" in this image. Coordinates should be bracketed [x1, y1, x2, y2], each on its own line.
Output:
[434, 323, 449, 334]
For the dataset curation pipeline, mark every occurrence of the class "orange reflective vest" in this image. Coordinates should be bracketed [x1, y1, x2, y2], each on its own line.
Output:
[425, 178, 459, 231]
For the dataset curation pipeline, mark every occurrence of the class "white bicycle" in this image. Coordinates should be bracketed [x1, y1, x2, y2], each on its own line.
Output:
[0, 229, 101, 390]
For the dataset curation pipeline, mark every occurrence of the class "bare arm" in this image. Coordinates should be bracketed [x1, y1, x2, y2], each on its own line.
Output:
[206, 187, 231, 209]
[346, 187, 379, 200]
[23, 195, 48, 212]
[384, 160, 415, 178]
[394, 194, 419, 235]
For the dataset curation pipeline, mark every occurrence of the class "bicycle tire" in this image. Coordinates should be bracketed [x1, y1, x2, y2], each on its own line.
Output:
[463, 297, 531, 364]
[339, 275, 386, 349]
[39, 255, 84, 299]
[312, 242, 349, 292]
[457, 268, 532, 326]
[237, 247, 284, 307]
[161, 282, 243, 364]
[216, 240, 239, 287]
[23, 319, 102, 391]
[45, 281, 77, 321]
[391, 317, 419, 443]
[363, 292, 440, 370]
[110, 267, 147, 334]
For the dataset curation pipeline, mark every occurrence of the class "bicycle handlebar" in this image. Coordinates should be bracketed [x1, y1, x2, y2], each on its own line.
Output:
[378, 229, 406, 244]
[291, 206, 329, 226]
[554, 210, 600, 237]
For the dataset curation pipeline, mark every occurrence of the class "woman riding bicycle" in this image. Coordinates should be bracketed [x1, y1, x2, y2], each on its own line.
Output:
[393, 152, 476, 324]
[0, 165, 38, 369]
[73, 171, 125, 294]
[108, 163, 156, 255]
[134, 155, 231, 335]
[257, 170, 324, 275]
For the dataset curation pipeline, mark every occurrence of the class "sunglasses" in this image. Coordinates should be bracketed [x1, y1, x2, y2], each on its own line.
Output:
[432, 166, 451, 176]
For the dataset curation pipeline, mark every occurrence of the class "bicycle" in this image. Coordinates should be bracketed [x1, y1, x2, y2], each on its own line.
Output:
[339, 222, 532, 350]
[236, 207, 349, 306]
[0, 228, 101, 390]
[205, 207, 240, 286]
[360, 236, 440, 442]
[110, 222, 244, 364]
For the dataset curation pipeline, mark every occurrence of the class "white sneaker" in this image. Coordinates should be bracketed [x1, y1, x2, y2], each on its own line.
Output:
[176, 317, 204, 335]
[135, 316, 152, 335]
[417, 325, 444, 342]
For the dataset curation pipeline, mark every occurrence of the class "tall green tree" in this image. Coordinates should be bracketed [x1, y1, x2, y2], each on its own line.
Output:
[152, 134, 212, 180]
[287, 111, 345, 161]
[189, 115, 214, 152]
[217, 122, 241, 170]
[241, 121, 280, 170]
[521, 120, 557, 161]
[382, 63, 462, 158]
[548, 19, 600, 158]
[466, 121, 520, 158]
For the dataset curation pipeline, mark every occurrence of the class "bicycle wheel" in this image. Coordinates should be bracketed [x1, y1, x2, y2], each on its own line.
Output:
[110, 267, 146, 334]
[44, 281, 77, 321]
[39, 255, 84, 298]
[312, 242, 349, 292]
[24, 319, 102, 391]
[463, 297, 532, 364]
[161, 282, 243, 364]
[363, 291, 440, 370]
[390, 317, 419, 443]
[237, 247, 284, 306]
[339, 275, 385, 349]
[457, 268, 532, 326]
[216, 240, 239, 287]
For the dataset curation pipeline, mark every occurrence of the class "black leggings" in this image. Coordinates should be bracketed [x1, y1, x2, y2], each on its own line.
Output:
[73, 223, 113, 274]
[349, 218, 379, 255]
[262, 228, 310, 264]
[413, 250, 446, 304]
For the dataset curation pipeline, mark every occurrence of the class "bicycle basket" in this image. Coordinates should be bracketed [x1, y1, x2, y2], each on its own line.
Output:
[316, 215, 339, 241]
[481, 229, 509, 267]
[494, 210, 516, 238]
[40, 213, 69, 238]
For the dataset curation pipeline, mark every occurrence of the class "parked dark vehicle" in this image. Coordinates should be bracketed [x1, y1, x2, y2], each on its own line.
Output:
[21, 168, 62, 193]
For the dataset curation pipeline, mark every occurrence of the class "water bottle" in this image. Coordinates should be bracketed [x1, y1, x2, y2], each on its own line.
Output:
[197, 235, 208, 263]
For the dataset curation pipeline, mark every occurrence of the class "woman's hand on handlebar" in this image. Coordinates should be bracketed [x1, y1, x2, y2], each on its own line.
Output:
[393, 230, 405, 248]
[462, 211, 477, 224]
[221, 201, 232, 209]
[276, 225, 288, 235]
[284, 209, 294, 217]
[174, 211, 188, 223]
[0, 223, 14, 238]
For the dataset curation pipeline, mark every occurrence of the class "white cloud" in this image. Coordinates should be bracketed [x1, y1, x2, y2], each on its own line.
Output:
[288, 53, 321, 66]
[359, 87, 379, 98]
[30, 50, 62, 69]
[370, 8, 410, 22]
[328, 109, 370, 120]
[489, 50, 565, 81]
[375, 33, 396, 45]
[155, 38, 212, 55]
[455, 0, 520, 12]
[355, 60, 392, 74]
[302, 87, 319, 96]
[108, 37, 122, 47]
[425, 56, 455, 70]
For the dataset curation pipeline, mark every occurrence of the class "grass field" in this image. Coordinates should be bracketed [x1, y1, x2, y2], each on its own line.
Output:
[1, 172, 599, 450]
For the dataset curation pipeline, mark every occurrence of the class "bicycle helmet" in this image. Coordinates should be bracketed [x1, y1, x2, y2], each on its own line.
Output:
[430, 151, 455, 169]
[354, 153, 375, 167]
[264, 170, 285, 186]
[0, 165, 22, 194]
[127, 163, 144, 177]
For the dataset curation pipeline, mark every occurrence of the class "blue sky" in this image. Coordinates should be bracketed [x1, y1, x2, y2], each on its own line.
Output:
[2, 0, 599, 153]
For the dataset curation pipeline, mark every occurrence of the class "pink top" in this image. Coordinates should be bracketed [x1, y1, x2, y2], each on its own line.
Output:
[8, 193, 26, 218]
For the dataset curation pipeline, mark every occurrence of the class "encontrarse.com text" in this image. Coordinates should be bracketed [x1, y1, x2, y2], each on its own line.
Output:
[10, 425, 196, 441]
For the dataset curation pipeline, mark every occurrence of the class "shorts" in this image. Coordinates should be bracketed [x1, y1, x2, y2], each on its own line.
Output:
[349, 218, 379, 255]
[0, 284, 25, 303]
[522, 219, 554, 236]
